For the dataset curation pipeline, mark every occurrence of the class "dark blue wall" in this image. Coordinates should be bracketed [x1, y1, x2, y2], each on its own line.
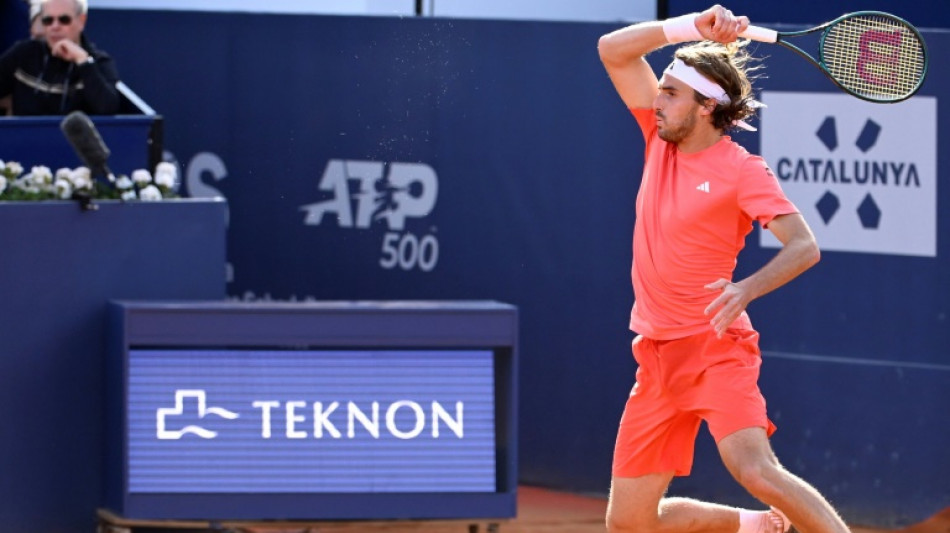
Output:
[0, 0, 30, 52]
[669, 1, 950, 29]
[3, 8, 941, 531]
[0, 201, 227, 533]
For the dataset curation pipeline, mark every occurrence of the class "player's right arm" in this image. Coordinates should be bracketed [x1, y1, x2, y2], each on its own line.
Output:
[597, 22, 665, 110]
[597, 6, 749, 110]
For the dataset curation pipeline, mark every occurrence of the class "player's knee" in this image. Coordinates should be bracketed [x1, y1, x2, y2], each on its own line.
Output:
[731, 461, 785, 501]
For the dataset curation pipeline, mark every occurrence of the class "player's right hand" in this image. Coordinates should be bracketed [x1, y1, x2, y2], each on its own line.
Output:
[695, 4, 750, 43]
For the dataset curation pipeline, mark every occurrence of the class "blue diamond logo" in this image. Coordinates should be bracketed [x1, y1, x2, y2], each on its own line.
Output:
[855, 119, 881, 153]
[815, 191, 840, 224]
[857, 194, 881, 229]
[816, 116, 838, 151]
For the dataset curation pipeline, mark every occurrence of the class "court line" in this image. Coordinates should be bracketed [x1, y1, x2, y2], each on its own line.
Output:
[762, 350, 950, 372]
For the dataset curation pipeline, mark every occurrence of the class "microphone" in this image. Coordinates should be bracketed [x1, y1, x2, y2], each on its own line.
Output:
[60, 111, 115, 211]
[60, 111, 113, 181]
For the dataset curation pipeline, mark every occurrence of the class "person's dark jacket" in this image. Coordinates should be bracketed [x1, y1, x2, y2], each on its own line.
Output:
[0, 34, 120, 115]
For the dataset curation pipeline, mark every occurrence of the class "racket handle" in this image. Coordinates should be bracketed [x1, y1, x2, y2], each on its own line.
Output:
[739, 25, 778, 43]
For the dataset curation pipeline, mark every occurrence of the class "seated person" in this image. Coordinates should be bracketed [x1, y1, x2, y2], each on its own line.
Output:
[30, 0, 46, 40]
[0, 0, 120, 115]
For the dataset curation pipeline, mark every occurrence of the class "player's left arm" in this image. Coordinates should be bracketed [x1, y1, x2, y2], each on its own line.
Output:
[704, 213, 820, 337]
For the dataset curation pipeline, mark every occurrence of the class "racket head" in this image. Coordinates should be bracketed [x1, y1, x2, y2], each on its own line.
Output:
[818, 11, 928, 103]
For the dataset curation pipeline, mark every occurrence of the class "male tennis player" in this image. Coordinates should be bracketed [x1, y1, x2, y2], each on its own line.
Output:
[598, 5, 851, 533]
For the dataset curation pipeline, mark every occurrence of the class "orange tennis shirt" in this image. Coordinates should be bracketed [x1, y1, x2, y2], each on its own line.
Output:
[629, 108, 798, 340]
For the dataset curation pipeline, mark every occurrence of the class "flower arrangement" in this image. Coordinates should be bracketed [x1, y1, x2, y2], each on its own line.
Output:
[0, 160, 178, 202]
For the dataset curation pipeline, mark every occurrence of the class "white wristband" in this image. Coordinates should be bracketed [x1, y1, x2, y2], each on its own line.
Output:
[662, 13, 703, 44]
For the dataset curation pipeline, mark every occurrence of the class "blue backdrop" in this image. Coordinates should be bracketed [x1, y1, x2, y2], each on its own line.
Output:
[668, 1, 950, 28]
[0, 201, 227, 533]
[60, 8, 950, 529]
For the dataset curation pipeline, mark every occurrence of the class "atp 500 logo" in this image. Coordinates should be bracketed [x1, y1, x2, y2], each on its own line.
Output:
[299, 160, 439, 271]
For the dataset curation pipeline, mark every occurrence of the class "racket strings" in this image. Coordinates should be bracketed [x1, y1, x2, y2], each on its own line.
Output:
[822, 14, 925, 101]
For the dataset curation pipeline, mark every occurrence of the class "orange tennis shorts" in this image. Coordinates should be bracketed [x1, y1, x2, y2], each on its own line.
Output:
[612, 328, 777, 478]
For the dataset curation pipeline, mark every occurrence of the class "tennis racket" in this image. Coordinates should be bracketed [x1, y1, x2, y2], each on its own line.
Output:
[739, 11, 928, 103]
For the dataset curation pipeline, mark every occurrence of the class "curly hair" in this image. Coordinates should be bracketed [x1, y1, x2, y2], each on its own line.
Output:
[674, 40, 763, 132]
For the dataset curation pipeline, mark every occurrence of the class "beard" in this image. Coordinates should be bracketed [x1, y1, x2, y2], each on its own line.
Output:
[657, 111, 697, 144]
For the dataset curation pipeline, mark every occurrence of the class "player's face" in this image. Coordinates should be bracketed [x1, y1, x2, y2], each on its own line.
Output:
[41, 0, 86, 47]
[653, 74, 703, 144]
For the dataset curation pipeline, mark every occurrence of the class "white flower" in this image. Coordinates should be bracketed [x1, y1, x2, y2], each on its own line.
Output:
[131, 169, 152, 185]
[72, 175, 92, 191]
[154, 173, 175, 189]
[154, 172, 175, 189]
[30, 166, 53, 186]
[71, 170, 93, 191]
[154, 162, 177, 189]
[138, 184, 162, 201]
[70, 167, 92, 188]
[15, 174, 34, 189]
[5, 161, 23, 177]
[0, 159, 178, 201]
[115, 176, 134, 190]
[17, 179, 40, 194]
[54, 179, 72, 199]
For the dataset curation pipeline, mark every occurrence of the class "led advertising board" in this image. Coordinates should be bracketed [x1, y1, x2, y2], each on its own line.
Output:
[127, 349, 496, 493]
[106, 301, 517, 521]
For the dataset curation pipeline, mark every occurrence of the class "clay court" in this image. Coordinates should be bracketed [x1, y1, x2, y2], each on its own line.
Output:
[96, 486, 949, 533]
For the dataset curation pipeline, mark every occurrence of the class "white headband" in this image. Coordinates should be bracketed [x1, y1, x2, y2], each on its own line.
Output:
[664, 58, 730, 104]
[663, 58, 764, 131]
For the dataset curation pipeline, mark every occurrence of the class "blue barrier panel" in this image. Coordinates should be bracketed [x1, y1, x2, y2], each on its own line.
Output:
[0, 200, 227, 532]
[87, 11, 949, 528]
[0, 116, 160, 175]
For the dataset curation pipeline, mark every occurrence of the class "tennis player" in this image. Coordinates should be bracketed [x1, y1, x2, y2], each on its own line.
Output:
[598, 5, 851, 533]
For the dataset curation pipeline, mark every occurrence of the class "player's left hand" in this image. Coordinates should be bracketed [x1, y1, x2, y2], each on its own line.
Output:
[704, 278, 750, 337]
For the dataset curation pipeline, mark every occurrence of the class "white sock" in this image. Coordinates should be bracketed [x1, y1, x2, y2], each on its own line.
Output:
[737, 509, 782, 533]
